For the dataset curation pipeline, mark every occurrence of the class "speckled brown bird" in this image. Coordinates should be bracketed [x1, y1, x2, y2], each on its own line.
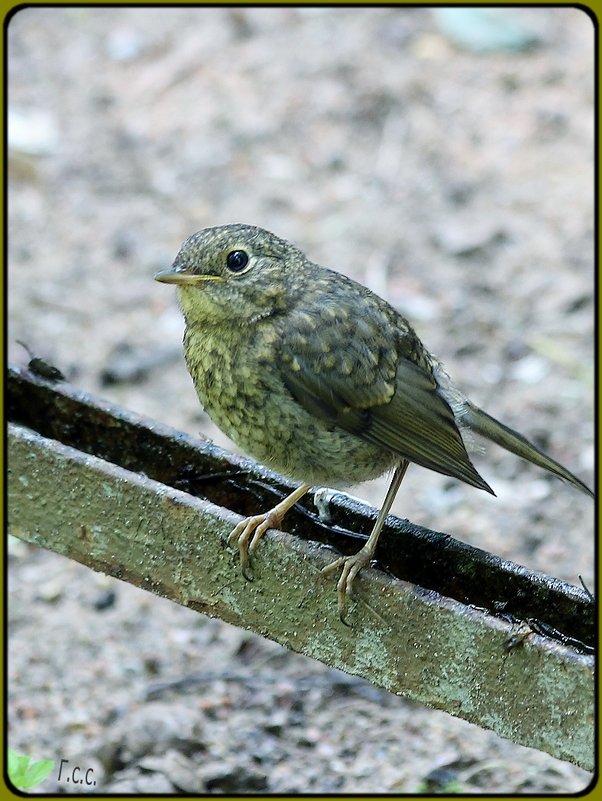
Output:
[155, 223, 593, 620]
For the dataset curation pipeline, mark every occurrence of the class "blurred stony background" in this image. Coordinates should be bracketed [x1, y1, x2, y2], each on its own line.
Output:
[8, 7, 594, 793]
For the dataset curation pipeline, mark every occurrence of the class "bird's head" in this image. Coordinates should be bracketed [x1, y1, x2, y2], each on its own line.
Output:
[155, 224, 305, 326]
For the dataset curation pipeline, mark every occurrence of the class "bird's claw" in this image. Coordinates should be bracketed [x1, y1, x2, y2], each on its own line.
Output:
[228, 510, 281, 581]
[322, 548, 374, 623]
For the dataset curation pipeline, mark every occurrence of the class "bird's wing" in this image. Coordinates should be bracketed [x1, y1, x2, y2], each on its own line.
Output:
[278, 304, 492, 493]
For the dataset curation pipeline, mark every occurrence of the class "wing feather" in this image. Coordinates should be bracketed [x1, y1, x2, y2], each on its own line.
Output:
[282, 350, 493, 493]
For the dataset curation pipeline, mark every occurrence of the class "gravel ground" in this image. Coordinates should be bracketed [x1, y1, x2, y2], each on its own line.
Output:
[8, 7, 594, 794]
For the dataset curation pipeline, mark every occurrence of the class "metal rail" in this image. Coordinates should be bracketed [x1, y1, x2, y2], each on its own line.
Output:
[7, 365, 594, 770]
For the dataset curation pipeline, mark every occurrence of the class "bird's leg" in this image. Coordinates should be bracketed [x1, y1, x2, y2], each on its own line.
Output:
[322, 460, 409, 622]
[229, 483, 312, 580]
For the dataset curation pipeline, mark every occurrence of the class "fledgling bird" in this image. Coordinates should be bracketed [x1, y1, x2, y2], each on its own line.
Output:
[155, 224, 593, 620]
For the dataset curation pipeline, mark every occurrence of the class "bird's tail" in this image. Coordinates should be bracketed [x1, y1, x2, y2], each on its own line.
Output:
[460, 401, 594, 498]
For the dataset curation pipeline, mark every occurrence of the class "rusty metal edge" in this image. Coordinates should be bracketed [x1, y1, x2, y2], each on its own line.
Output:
[8, 422, 594, 771]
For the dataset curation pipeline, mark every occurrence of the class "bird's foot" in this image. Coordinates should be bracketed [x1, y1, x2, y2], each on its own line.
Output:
[322, 546, 375, 624]
[228, 508, 284, 581]
[228, 483, 312, 581]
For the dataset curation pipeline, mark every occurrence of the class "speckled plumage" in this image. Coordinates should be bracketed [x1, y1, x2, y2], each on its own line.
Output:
[156, 223, 592, 619]
[166, 224, 490, 492]
[157, 223, 592, 501]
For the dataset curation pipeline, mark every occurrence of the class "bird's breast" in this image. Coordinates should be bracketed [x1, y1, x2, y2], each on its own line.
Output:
[182, 322, 396, 486]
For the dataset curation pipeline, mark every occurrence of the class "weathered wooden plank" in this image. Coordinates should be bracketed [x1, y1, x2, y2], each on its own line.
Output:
[8, 414, 594, 770]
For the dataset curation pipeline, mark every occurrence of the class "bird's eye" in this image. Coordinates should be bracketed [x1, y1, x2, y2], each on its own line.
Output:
[226, 250, 249, 272]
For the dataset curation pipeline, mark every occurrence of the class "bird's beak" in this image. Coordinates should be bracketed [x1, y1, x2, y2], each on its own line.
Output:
[154, 268, 225, 286]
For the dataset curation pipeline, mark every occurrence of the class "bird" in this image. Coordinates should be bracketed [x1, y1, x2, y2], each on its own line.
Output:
[155, 223, 593, 621]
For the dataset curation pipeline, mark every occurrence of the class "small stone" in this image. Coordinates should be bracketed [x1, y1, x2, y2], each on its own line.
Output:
[8, 109, 59, 156]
